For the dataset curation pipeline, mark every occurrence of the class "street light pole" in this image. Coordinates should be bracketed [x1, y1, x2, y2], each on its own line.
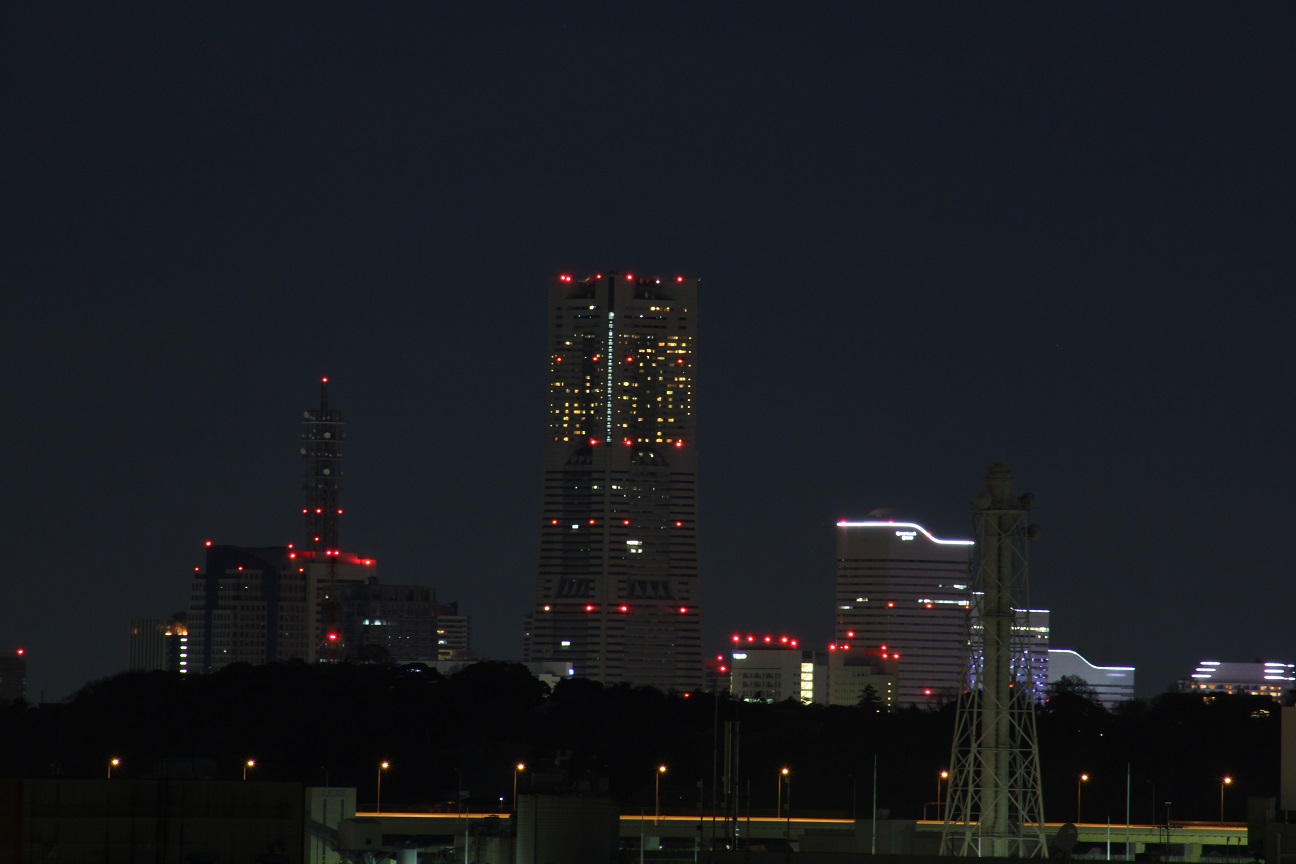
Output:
[776, 768, 789, 818]
[377, 761, 390, 814]
[937, 771, 949, 821]
[243, 759, 256, 781]
[1220, 776, 1232, 824]
[1078, 774, 1089, 823]
[513, 763, 526, 815]
[108, 757, 121, 779]
[655, 765, 668, 825]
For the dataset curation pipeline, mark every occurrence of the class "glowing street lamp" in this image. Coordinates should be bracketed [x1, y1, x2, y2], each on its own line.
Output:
[108, 757, 121, 779]
[243, 759, 256, 781]
[1077, 773, 1089, 823]
[776, 767, 790, 817]
[655, 765, 668, 824]
[513, 763, 526, 814]
[1220, 776, 1233, 823]
[937, 770, 949, 820]
[377, 761, 390, 813]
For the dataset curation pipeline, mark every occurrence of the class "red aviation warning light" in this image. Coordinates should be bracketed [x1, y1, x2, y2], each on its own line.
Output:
[327, 632, 339, 643]
[676, 275, 684, 283]
[678, 606, 688, 614]
[559, 274, 573, 282]
[619, 605, 629, 613]
[584, 604, 595, 612]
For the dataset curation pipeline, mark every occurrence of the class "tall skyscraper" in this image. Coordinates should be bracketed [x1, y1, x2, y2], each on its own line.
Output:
[524, 272, 702, 692]
[834, 520, 974, 706]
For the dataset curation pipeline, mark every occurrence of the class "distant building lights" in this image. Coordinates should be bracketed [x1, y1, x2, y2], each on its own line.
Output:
[836, 520, 974, 546]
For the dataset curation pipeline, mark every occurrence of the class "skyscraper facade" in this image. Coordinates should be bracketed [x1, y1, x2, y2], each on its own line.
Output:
[524, 272, 702, 692]
[835, 520, 973, 706]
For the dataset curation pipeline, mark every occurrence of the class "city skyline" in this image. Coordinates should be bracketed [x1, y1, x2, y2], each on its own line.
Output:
[6, 5, 1295, 701]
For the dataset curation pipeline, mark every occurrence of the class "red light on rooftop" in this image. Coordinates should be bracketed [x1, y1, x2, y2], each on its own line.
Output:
[625, 273, 634, 280]
[315, 508, 323, 514]
[559, 274, 572, 282]
[327, 632, 339, 642]
[584, 604, 595, 612]
[322, 377, 329, 383]
[828, 644, 837, 651]
[790, 640, 798, 647]
[289, 553, 296, 559]
[678, 606, 688, 614]
[731, 635, 740, 643]
[16, 648, 25, 656]
[676, 275, 684, 283]
[746, 635, 755, 643]
[763, 636, 772, 643]
[719, 665, 727, 673]
[619, 605, 628, 613]
[779, 636, 789, 643]
[302, 509, 308, 514]
[204, 540, 212, 547]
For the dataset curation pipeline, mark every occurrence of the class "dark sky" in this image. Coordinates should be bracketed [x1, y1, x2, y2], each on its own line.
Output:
[5, 5, 1294, 701]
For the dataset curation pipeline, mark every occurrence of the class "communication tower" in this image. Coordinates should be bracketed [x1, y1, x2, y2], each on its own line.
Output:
[942, 464, 1047, 857]
[302, 377, 345, 660]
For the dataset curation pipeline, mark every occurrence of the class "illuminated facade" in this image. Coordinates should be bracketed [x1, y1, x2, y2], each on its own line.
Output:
[524, 272, 702, 692]
[1047, 648, 1135, 709]
[835, 520, 973, 707]
[1180, 660, 1294, 700]
[720, 634, 822, 704]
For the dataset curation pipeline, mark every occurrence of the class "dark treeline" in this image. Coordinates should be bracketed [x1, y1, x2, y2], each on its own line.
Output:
[0, 663, 1280, 824]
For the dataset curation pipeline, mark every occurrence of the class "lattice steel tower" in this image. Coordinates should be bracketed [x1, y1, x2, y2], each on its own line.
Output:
[942, 464, 1047, 857]
[302, 377, 344, 554]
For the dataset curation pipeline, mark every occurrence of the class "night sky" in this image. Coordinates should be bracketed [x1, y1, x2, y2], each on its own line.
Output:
[5, 5, 1294, 701]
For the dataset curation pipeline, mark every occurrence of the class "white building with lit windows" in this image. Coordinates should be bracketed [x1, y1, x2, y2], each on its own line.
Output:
[1180, 660, 1293, 700]
[719, 634, 823, 704]
[835, 520, 974, 707]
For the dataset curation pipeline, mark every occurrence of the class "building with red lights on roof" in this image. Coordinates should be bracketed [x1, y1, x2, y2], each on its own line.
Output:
[524, 272, 702, 692]
[184, 380, 470, 673]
